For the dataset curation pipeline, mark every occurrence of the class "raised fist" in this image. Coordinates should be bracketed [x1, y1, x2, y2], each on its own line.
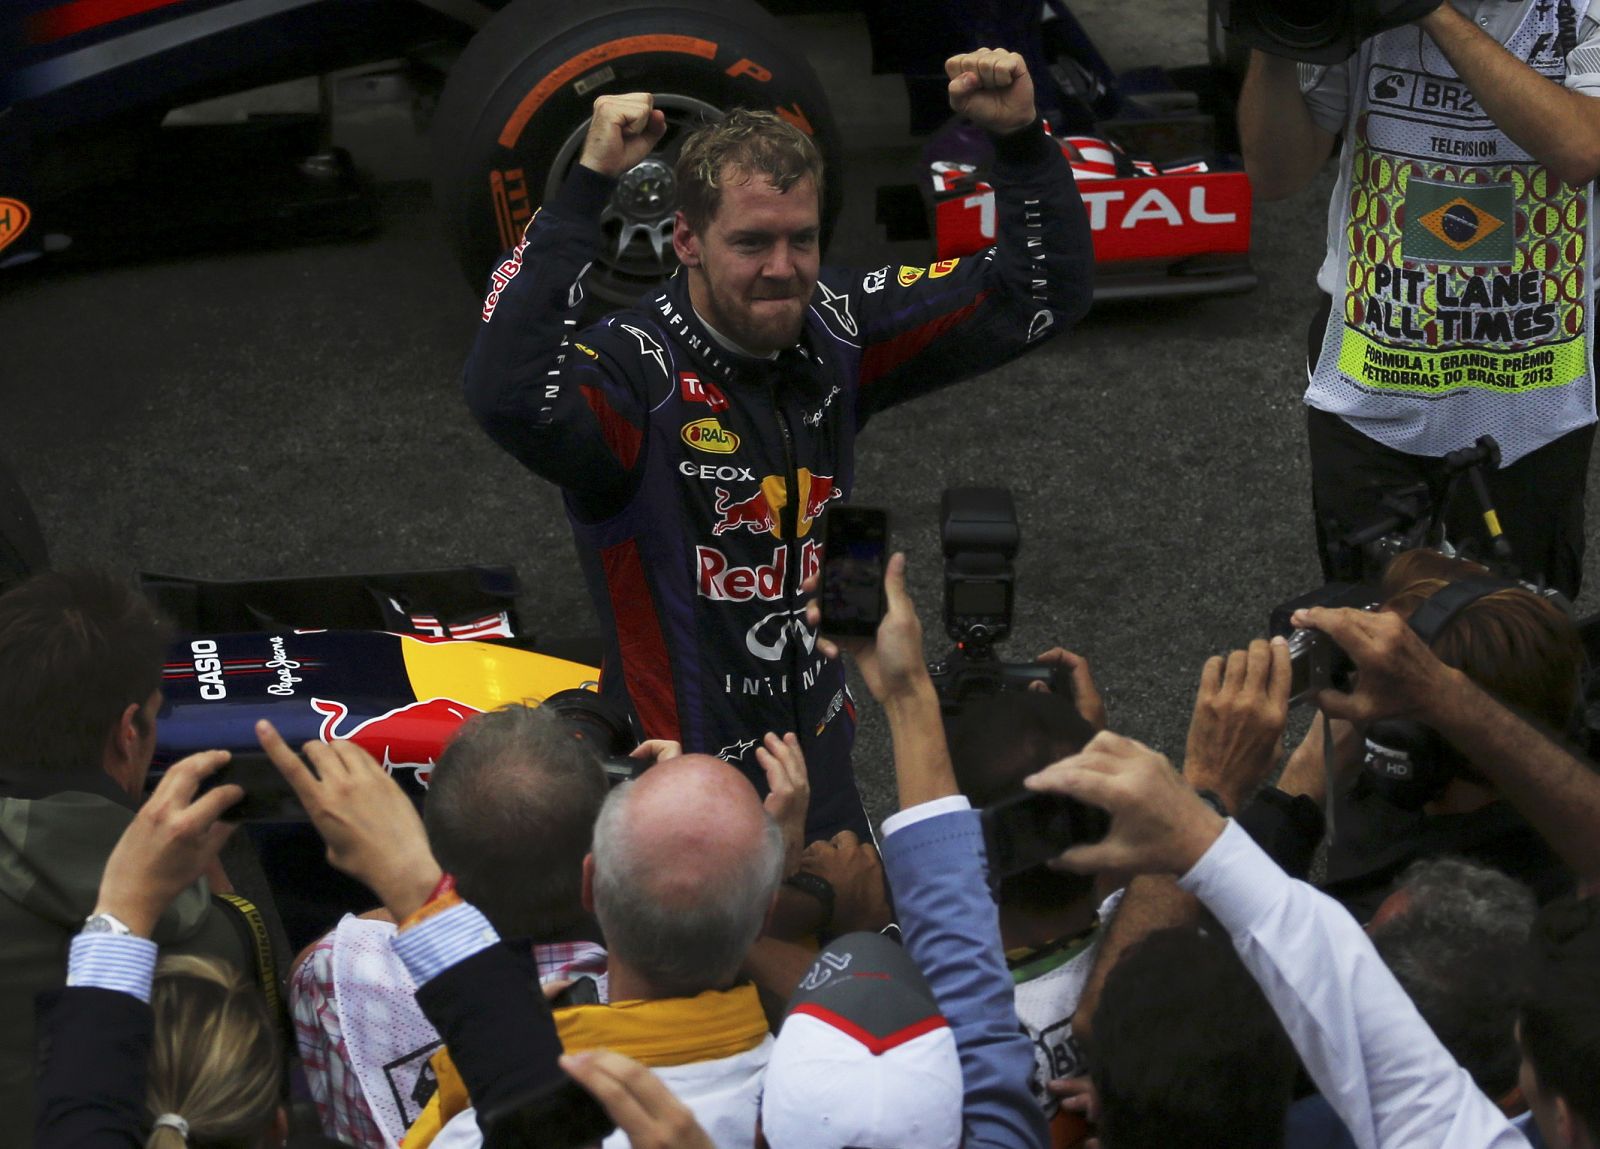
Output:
[946, 48, 1037, 136]
[579, 92, 668, 178]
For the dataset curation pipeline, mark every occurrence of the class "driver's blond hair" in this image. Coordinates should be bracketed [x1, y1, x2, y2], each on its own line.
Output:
[675, 108, 824, 230]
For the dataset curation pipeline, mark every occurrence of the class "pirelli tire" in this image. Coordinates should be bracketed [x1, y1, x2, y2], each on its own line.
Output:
[431, 0, 844, 308]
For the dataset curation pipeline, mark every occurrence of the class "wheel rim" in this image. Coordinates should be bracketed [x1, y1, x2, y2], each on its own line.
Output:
[546, 93, 724, 308]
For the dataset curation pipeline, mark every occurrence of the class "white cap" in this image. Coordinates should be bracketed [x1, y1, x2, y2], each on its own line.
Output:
[760, 931, 964, 1149]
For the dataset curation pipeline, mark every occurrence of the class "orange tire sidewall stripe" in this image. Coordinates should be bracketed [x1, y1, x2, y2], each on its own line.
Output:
[497, 35, 719, 150]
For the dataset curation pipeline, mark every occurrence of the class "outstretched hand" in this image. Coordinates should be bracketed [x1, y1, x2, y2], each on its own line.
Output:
[1182, 637, 1291, 813]
[256, 719, 442, 921]
[1289, 606, 1459, 724]
[579, 92, 668, 178]
[946, 48, 1037, 135]
[93, 750, 241, 938]
[1025, 730, 1226, 877]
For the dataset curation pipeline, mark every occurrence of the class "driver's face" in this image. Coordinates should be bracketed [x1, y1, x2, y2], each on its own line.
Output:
[676, 169, 820, 355]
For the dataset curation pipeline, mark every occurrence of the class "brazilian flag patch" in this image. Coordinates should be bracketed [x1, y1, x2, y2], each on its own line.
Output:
[1402, 179, 1514, 265]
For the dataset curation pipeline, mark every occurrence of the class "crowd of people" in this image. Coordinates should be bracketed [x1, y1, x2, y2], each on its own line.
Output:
[8, 5, 1600, 1147]
[6, 537, 1600, 1149]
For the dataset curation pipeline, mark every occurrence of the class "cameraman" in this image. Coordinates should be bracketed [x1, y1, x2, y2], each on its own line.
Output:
[1240, 0, 1600, 597]
[1288, 588, 1600, 892]
[1258, 552, 1582, 918]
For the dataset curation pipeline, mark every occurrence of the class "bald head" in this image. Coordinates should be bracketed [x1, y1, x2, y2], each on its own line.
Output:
[591, 754, 784, 997]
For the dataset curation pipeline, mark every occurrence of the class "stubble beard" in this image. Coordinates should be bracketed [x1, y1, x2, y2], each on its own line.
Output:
[699, 270, 806, 356]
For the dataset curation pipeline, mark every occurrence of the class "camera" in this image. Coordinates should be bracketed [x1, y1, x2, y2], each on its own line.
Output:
[1268, 582, 1376, 706]
[1217, 0, 1445, 63]
[926, 488, 1062, 712]
[540, 688, 644, 785]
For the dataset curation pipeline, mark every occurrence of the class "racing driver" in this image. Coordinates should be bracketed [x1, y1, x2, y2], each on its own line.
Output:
[464, 48, 1093, 839]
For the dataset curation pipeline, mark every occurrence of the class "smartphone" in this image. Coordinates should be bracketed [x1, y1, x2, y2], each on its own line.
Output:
[819, 505, 889, 637]
[980, 788, 1110, 879]
[196, 752, 311, 823]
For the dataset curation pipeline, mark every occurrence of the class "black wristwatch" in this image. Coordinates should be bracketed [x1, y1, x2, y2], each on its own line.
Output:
[1194, 788, 1231, 818]
[782, 871, 836, 933]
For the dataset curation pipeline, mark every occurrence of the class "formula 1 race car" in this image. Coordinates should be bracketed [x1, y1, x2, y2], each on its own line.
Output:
[140, 565, 606, 797]
[1, 0, 1253, 304]
[137, 564, 615, 946]
[926, 123, 1253, 300]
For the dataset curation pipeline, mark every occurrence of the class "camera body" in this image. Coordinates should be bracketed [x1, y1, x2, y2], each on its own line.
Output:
[929, 488, 1065, 713]
[1268, 582, 1379, 706]
[1217, 0, 1445, 63]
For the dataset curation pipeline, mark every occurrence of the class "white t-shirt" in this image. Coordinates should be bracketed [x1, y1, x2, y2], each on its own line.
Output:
[1299, 0, 1600, 462]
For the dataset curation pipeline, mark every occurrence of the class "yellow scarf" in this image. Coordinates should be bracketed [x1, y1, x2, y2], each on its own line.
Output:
[401, 984, 770, 1148]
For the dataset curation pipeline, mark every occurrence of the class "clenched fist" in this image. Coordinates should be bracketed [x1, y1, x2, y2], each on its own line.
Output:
[579, 92, 668, 178]
[946, 48, 1037, 136]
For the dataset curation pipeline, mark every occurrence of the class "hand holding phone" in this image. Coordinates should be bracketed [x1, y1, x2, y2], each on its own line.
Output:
[980, 788, 1110, 879]
[196, 752, 312, 823]
[819, 506, 889, 637]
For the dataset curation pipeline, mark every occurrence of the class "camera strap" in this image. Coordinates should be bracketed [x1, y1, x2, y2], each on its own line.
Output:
[1319, 709, 1344, 847]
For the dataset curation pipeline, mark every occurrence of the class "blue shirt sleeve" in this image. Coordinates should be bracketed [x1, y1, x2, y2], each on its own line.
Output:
[391, 901, 501, 987]
[67, 932, 158, 1003]
[880, 807, 1049, 1149]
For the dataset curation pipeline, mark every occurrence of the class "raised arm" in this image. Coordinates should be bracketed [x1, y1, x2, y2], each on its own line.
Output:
[462, 93, 667, 517]
[1074, 636, 1294, 1038]
[1027, 735, 1528, 1149]
[812, 554, 1048, 1149]
[1418, 5, 1600, 185]
[854, 48, 1093, 417]
[1237, 52, 1339, 200]
[35, 751, 242, 1149]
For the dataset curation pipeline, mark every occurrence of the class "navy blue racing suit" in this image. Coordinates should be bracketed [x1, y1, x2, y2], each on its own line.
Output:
[464, 124, 1093, 839]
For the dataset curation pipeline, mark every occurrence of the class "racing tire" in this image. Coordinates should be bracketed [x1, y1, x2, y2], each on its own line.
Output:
[0, 453, 48, 596]
[431, 0, 844, 309]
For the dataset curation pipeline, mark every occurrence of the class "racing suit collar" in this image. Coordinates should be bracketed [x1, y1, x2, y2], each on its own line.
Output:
[694, 308, 780, 361]
[657, 272, 821, 394]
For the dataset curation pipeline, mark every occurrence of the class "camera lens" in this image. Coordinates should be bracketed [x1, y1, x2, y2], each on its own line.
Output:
[541, 688, 636, 759]
[1257, 0, 1344, 46]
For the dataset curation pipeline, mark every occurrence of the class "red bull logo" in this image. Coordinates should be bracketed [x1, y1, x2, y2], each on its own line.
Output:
[711, 470, 841, 539]
[310, 697, 483, 787]
[697, 539, 822, 602]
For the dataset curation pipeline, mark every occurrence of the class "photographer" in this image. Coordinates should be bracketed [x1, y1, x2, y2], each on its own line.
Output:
[1256, 552, 1586, 918]
[290, 703, 614, 1147]
[31, 750, 322, 1148]
[1240, 0, 1600, 597]
[1024, 735, 1541, 1149]
[1288, 592, 1600, 891]
[0, 570, 254, 1146]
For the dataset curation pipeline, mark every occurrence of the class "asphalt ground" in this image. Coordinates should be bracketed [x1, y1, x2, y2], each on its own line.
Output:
[5, 7, 1596, 833]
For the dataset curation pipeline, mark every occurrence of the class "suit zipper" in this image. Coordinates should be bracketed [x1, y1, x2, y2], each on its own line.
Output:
[771, 385, 805, 733]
